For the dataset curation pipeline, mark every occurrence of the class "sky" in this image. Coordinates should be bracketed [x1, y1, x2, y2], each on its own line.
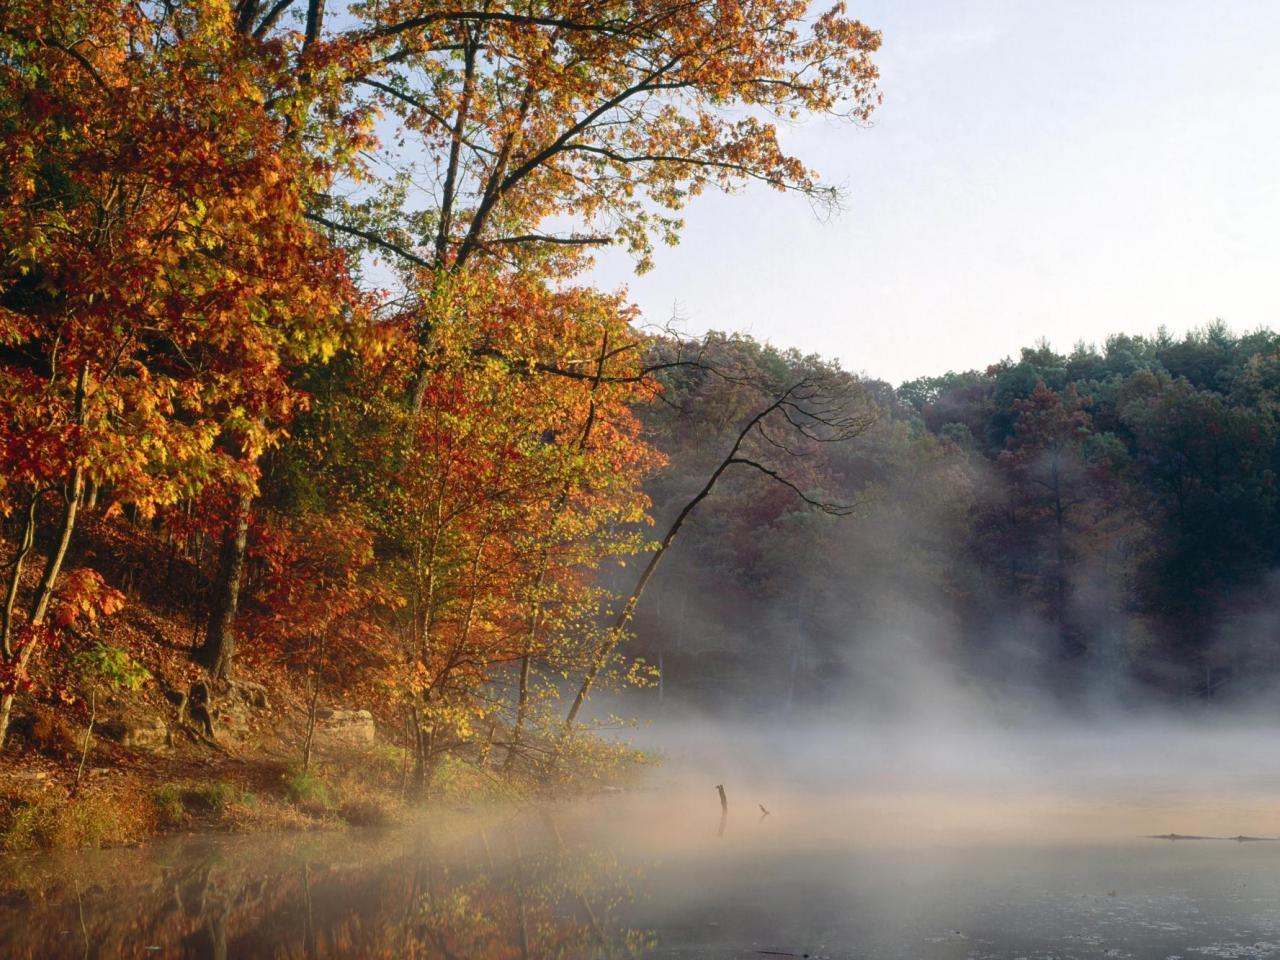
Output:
[587, 0, 1280, 384]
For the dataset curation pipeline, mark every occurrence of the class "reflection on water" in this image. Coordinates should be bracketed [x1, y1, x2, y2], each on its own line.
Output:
[6, 788, 1280, 959]
[10, 719, 1280, 959]
[0, 806, 651, 959]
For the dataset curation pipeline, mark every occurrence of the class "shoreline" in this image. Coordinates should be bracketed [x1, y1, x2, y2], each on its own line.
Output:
[0, 725, 650, 852]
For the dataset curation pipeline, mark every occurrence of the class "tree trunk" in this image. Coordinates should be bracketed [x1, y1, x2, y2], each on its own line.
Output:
[505, 561, 546, 772]
[565, 450, 737, 727]
[29, 402, 88, 626]
[408, 705, 429, 795]
[303, 0, 325, 48]
[0, 464, 85, 748]
[301, 640, 322, 772]
[1, 491, 41, 660]
[407, 496, 444, 792]
[0, 366, 90, 749]
[196, 491, 252, 679]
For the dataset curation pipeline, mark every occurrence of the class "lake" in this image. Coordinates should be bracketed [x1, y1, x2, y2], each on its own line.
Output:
[6, 720, 1280, 958]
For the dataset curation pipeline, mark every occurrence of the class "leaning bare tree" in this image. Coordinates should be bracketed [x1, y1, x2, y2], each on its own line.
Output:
[564, 360, 878, 727]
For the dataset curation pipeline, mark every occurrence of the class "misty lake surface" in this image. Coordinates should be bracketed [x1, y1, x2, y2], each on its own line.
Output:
[8, 722, 1280, 959]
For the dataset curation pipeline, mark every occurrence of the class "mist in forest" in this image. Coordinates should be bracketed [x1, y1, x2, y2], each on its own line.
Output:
[605, 482, 1280, 847]
[607, 329, 1280, 845]
[632, 529, 1280, 833]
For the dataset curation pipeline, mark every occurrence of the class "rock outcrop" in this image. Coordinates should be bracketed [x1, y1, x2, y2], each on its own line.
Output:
[98, 713, 171, 751]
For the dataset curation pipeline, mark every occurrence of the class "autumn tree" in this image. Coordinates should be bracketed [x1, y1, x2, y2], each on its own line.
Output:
[266, 268, 662, 788]
[314, 0, 883, 408]
[0, 0, 363, 741]
[337, 0, 880, 267]
[191, 0, 884, 682]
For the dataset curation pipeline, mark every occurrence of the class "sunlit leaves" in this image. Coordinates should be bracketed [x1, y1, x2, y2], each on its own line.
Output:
[342, 0, 881, 276]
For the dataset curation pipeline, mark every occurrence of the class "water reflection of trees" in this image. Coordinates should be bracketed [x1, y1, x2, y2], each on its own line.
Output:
[0, 813, 653, 959]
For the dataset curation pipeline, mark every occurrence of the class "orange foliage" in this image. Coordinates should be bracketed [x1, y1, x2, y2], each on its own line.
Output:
[0, 0, 366, 515]
[0, 0, 883, 770]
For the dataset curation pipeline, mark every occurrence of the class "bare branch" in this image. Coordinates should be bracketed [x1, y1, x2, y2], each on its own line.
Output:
[728, 457, 852, 515]
[487, 233, 613, 248]
[304, 211, 431, 269]
[251, 0, 296, 38]
[472, 347, 705, 385]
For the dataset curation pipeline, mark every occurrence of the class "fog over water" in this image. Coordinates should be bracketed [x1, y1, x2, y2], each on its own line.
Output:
[608, 589, 1280, 847]
[8, 709, 1280, 958]
[637, 713, 1280, 845]
[14, 592, 1280, 959]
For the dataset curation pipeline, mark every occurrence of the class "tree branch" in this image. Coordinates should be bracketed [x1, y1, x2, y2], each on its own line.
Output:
[366, 11, 633, 41]
[727, 457, 851, 515]
[251, 0, 296, 39]
[487, 233, 613, 247]
[304, 211, 430, 269]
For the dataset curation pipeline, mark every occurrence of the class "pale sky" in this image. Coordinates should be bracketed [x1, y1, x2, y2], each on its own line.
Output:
[587, 0, 1280, 384]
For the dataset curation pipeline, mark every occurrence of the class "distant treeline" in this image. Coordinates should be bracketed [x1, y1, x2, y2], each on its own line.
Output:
[632, 323, 1280, 712]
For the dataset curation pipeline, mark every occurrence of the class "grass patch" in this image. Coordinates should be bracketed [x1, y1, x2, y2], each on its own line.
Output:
[151, 780, 252, 829]
[283, 768, 332, 811]
[1, 786, 153, 851]
[153, 783, 185, 827]
[278, 759, 405, 827]
[337, 797, 394, 827]
[181, 780, 239, 813]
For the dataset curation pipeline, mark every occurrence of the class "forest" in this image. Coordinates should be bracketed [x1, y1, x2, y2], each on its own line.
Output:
[1, 0, 1277, 853]
[636, 324, 1280, 717]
